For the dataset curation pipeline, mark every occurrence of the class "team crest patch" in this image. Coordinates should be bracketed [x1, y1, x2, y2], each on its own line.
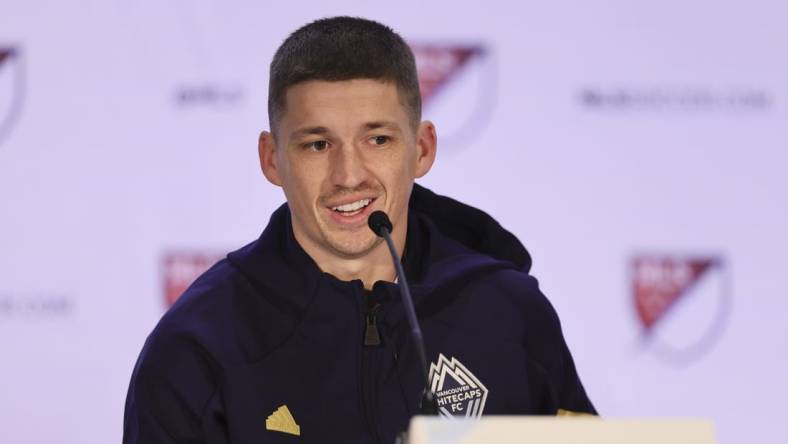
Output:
[428, 354, 488, 419]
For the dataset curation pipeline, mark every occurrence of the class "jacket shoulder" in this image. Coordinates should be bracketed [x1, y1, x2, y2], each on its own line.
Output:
[124, 258, 300, 442]
[156, 258, 299, 364]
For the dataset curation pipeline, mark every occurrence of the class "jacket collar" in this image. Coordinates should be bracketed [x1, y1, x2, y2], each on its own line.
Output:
[226, 187, 520, 323]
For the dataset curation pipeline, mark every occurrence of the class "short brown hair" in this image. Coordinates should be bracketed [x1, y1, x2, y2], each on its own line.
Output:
[268, 16, 421, 134]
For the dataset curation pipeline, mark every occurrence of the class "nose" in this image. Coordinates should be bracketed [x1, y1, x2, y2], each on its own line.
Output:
[329, 143, 370, 189]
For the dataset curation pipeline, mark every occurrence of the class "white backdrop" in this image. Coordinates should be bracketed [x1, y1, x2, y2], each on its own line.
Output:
[1, 1, 787, 443]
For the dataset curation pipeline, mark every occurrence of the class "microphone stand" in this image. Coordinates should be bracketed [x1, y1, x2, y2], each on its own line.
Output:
[368, 211, 438, 416]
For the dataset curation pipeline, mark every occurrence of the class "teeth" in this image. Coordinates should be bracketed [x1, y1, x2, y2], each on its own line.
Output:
[332, 198, 371, 212]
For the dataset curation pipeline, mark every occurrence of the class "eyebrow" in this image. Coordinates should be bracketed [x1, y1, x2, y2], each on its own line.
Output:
[364, 121, 401, 132]
[289, 122, 402, 140]
[289, 126, 331, 140]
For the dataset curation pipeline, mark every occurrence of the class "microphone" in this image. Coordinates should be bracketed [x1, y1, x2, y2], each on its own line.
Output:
[368, 210, 437, 415]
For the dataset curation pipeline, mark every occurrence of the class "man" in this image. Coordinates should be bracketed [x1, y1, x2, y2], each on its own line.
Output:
[124, 16, 595, 444]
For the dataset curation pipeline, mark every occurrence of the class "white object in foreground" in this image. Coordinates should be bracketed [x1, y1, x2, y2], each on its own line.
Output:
[406, 416, 717, 444]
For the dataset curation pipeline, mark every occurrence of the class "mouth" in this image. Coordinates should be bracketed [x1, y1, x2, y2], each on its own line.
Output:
[324, 197, 378, 225]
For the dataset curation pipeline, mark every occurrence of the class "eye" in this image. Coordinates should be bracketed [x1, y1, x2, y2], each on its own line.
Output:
[304, 140, 329, 151]
[370, 135, 390, 146]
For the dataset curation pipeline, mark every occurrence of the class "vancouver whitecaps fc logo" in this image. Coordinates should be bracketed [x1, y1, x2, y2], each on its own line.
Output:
[428, 354, 488, 419]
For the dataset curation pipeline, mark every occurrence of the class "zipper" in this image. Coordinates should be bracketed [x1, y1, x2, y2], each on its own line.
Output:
[359, 287, 383, 443]
[364, 303, 382, 346]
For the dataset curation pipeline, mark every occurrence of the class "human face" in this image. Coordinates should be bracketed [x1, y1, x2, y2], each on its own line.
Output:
[259, 79, 436, 260]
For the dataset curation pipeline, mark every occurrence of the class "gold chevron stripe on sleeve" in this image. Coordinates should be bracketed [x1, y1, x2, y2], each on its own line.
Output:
[266, 405, 301, 436]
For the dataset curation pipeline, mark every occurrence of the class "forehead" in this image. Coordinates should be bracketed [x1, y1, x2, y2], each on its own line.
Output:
[279, 79, 411, 134]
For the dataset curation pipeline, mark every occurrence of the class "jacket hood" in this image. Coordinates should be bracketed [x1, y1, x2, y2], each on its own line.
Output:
[409, 184, 531, 273]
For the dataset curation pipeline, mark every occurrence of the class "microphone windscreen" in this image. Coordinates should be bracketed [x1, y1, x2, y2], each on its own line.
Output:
[368, 211, 393, 237]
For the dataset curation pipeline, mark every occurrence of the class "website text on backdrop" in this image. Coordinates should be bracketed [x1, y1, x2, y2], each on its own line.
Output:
[123, 16, 596, 444]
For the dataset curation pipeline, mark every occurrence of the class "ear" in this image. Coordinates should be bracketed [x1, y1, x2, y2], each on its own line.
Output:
[258, 130, 283, 186]
[414, 121, 437, 178]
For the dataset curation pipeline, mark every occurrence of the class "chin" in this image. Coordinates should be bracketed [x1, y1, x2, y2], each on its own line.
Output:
[325, 234, 382, 259]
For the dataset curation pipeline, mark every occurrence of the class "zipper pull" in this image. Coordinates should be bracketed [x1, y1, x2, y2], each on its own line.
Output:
[364, 304, 382, 346]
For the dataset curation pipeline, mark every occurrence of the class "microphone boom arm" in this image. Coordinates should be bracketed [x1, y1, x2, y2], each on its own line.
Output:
[369, 211, 437, 415]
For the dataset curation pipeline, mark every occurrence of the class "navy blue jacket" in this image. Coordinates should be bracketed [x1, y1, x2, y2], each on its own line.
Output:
[123, 185, 595, 444]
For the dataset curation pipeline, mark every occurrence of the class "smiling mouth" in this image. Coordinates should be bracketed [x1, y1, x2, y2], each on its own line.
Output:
[330, 198, 373, 217]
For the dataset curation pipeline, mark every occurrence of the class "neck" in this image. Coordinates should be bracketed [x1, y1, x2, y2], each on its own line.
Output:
[294, 219, 408, 290]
